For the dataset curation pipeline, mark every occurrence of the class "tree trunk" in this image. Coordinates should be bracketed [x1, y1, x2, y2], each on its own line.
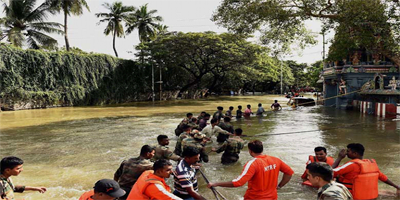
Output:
[64, 10, 70, 51]
[179, 78, 202, 94]
[383, 53, 400, 68]
[113, 29, 118, 57]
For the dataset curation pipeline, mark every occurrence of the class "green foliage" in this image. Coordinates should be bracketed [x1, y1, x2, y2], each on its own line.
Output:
[125, 4, 163, 43]
[213, 0, 400, 65]
[141, 32, 264, 93]
[1, 0, 64, 49]
[0, 44, 148, 107]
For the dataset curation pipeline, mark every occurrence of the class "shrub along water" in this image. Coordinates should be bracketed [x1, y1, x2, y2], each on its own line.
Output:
[0, 44, 151, 110]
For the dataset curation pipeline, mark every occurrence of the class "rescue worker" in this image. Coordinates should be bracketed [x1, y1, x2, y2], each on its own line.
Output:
[212, 106, 224, 121]
[256, 103, 265, 115]
[173, 147, 206, 200]
[198, 113, 210, 130]
[127, 159, 182, 200]
[173, 125, 193, 156]
[0, 156, 47, 200]
[271, 100, 282, 111]
[207, 140, 294, 200]
[243, 104, 252, 118]
[152, 135, 181, 162]
[212, 128, 244, 165]
[217, 117, 234, 143]
[114, 145, 155, 199]
[301, 146, 335, 187]
[236, 105, 243, 119]
[181, 132, 209, 163]
[196, 111, 206, 124]
[332, 143, 400, 200]
[201, 118, 231, 140]
[225, 106, 234, 118]
[175, 113, 193, 136]
[188, 118, 200, 130]
[306, 162, 353, 200]
[79, 179, 126, 200]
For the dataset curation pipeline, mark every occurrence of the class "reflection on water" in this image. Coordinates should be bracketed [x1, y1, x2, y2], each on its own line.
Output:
[0, 96, 399, 200]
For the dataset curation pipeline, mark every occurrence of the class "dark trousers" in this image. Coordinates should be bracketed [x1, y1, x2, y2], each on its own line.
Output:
[221, 153, 239, 165]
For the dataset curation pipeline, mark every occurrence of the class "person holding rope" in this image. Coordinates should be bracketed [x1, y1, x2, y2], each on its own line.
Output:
[207, 140, 294, 200]
[271, 100, 282, 111]
[173, 146, 206, 200]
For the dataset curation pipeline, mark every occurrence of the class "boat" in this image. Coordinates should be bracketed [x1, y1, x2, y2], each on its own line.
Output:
[288, 97, 316, 107]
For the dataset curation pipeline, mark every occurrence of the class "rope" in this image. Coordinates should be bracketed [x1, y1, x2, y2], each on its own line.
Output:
[199, 168, 227, 200]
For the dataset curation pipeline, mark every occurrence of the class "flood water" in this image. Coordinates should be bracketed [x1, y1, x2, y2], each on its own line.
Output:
[0, 95, 399, 200]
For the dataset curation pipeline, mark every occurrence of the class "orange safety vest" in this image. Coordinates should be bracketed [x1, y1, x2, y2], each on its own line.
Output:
[337, 159, 379, 200]
[127, 170, 171, 200]
[301, 156, 334, 187]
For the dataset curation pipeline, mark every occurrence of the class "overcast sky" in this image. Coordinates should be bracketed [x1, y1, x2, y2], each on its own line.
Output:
[3, 0, 334, 64]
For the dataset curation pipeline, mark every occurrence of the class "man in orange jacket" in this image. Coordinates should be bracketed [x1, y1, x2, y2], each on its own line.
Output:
[301, 146, 334, 187]
[207, 140, 294, 200]
[332, 143, 400, 200]
[127, 159, 182, 200]
[79, 179, 125, 200]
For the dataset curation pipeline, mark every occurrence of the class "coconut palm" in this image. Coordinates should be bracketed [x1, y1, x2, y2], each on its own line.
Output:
[46, 0, 90, 51]
[1, 0, 64, 49]
[95, 1, 135, 57]
[125, 4, 163, 43]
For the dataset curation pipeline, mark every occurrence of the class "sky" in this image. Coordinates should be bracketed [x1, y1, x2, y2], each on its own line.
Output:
[2, 0, 335, 64]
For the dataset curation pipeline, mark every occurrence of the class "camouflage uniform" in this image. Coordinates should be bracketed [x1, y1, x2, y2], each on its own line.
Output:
[317, 181, 353, 200]
[173, 132, 192, 156]
[188, 122, 200, 130]
[215, 136, 244, 164]
[152, 144, 180, 162]
[181, 138, 209, 163]
[212, 111, 224, 120]
[0, 174, 25, 200]
[174, 117, 190, 136]
[114, 157, 153, 197]
[217, 122, 234, 143]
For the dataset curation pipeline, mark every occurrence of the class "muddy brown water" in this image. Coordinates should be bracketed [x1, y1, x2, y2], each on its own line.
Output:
[0, 95, 399, 199]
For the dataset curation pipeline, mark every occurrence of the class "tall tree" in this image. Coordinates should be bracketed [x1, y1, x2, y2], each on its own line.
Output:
[213, 0, 400, 65]
[140, 32, 263, 93]
[1, 0, 63, 49]
[125, 4, 163, 43]
[47, 0, 90, 51]
[95, 1, 135, 57]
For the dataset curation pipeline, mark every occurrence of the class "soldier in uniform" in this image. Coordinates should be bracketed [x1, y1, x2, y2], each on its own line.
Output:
[212, 106, 224, 121]
[173, 125, 193, 156]
[152, 135, 181, 162]
[201, 118, 231, 140]
[197, 111, 206, 123]
[306, 162, 353, 200]
[212, 128, 244, 165]
[188, 118, 200, 130]
[114, 145, 155, 199]
[217, 117, 234, 143]
[175, 113, 193, 136]
[181, 132, 209, 163]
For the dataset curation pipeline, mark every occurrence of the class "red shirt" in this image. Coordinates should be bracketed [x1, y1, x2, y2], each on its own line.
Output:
[232, 155, 294, 200]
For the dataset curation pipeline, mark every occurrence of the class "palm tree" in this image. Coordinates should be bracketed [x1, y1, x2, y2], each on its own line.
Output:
[125, 4, 163, 43]
[1, 0, 64, 49]
[95, 1, 135, 57]
[46, 0, 90, 51]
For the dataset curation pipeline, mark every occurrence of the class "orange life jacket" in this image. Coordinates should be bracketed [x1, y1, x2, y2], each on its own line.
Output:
[337, 159, 380, 200]
[127, 170, 171, 200]
[308, 155, 334, 166]
[301, 155, 335, 181]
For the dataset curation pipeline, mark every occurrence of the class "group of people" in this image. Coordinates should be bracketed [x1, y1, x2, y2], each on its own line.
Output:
[1, 104, 399, 200]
